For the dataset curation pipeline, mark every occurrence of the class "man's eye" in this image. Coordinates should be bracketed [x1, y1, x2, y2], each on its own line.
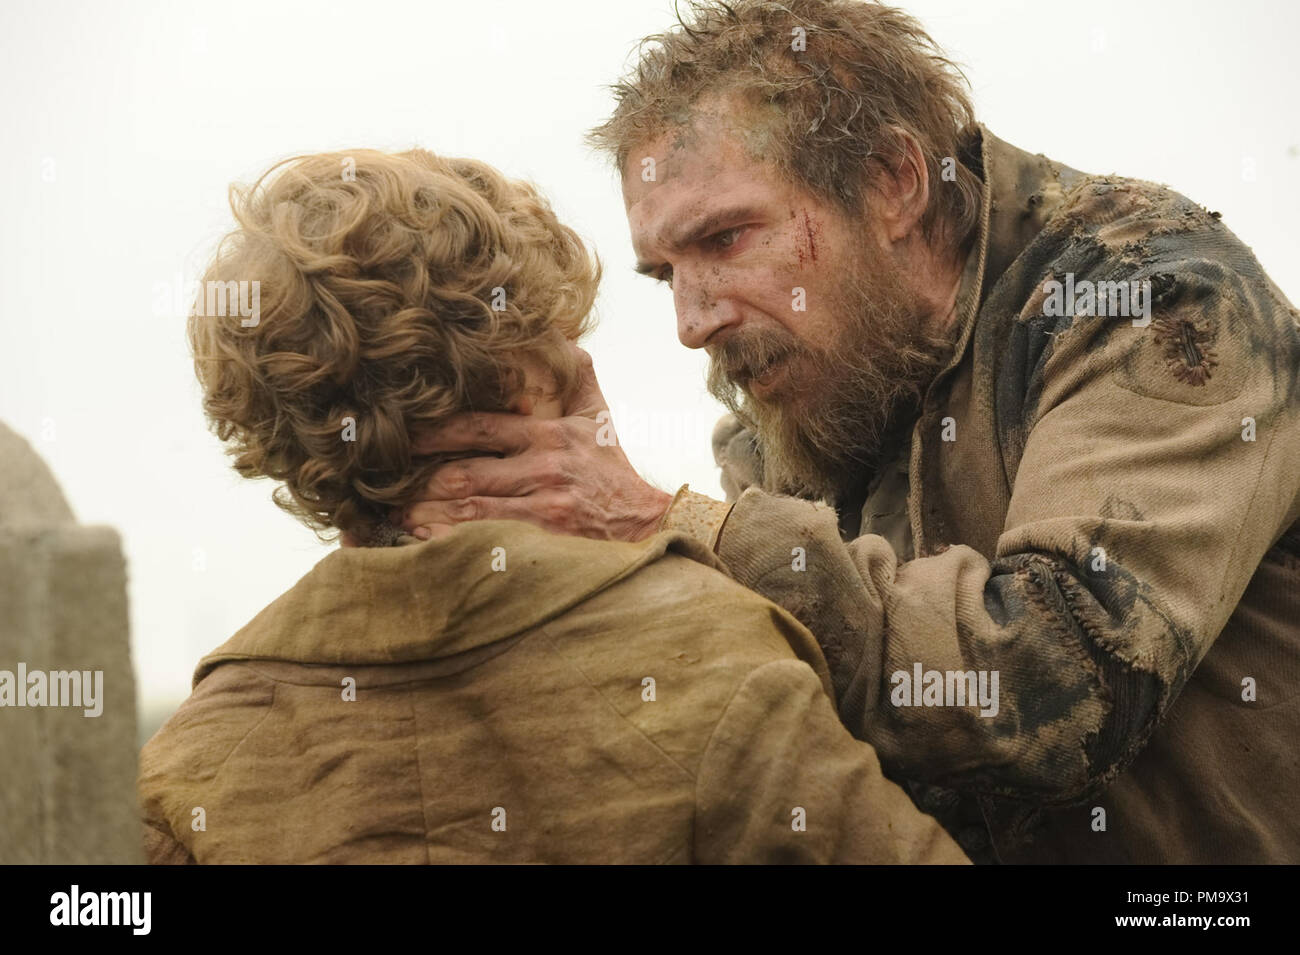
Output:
[658, 267, 674, 288]
[712, 227, 743, 250]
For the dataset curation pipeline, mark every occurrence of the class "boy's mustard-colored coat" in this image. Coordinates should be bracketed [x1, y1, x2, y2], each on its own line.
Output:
[138, 521, 967, 864]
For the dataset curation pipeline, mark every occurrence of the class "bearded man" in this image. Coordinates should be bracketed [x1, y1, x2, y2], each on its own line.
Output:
[402, 0, 1300, 864]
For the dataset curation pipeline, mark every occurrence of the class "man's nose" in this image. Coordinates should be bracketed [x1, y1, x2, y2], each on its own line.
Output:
[674, 272, 742, 350]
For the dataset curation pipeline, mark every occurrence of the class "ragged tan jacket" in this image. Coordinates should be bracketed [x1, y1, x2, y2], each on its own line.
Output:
[664, 125, 1300, 864]
[137, 520, 966, 864]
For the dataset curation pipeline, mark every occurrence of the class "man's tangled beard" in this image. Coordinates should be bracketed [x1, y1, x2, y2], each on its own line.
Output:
[706, 259, 955, 507]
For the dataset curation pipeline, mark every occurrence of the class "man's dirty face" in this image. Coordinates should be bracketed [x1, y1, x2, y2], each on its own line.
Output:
[623, 103, 950, 502]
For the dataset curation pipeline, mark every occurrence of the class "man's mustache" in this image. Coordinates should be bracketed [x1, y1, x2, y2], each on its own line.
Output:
[708, 329, 802, 388]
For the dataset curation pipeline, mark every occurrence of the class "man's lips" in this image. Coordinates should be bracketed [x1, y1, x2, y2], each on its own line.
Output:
[743, 352, 790, 398]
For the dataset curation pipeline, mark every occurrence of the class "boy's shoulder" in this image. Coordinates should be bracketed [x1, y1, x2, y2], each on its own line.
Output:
[533, 535, 833, 777]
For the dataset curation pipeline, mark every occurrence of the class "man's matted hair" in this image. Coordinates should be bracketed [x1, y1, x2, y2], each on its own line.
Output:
[588, 0, 982, 252]
[188, 148, 599, 541]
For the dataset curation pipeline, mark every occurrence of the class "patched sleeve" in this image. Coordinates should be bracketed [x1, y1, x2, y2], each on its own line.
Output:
[712, 257, 1300, 806]
[694, 659, 968, 864]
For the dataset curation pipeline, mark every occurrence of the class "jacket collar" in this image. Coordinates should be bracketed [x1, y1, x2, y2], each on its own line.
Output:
[903, 125, 1085, 556]
[943, 123, 1087, 374]
[194, 522, 721, 686]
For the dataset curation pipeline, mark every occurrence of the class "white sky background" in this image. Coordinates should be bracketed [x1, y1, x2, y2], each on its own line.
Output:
[1, 0, 1297, 718]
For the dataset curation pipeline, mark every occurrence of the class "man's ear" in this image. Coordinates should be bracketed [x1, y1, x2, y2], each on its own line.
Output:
[867, 126, 930, 245]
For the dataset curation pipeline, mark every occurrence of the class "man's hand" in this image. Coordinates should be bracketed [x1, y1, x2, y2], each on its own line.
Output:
[399, 346, 674, 542]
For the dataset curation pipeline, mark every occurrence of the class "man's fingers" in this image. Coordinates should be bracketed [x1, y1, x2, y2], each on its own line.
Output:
[411, 411, 535, 456]
[418, 452, 562, 502]
[409, 522, 456, 541]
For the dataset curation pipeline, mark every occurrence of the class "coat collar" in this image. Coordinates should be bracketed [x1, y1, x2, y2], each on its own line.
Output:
[941, 124, 1088, 385]
[904, 125, 1086, 556]
[194, 522, 721, 686]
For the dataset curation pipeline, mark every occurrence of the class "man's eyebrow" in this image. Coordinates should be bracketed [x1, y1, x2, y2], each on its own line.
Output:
[634, 204, 764, 276]
[671, 205, 763, 249]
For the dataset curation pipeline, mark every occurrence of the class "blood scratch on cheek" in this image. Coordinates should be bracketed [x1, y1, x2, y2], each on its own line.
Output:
[793, 208, 820, 266]
[802, 210, 819, 264]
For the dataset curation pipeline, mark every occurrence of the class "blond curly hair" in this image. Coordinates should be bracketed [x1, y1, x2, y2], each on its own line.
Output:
[188, 148, 599, 540]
